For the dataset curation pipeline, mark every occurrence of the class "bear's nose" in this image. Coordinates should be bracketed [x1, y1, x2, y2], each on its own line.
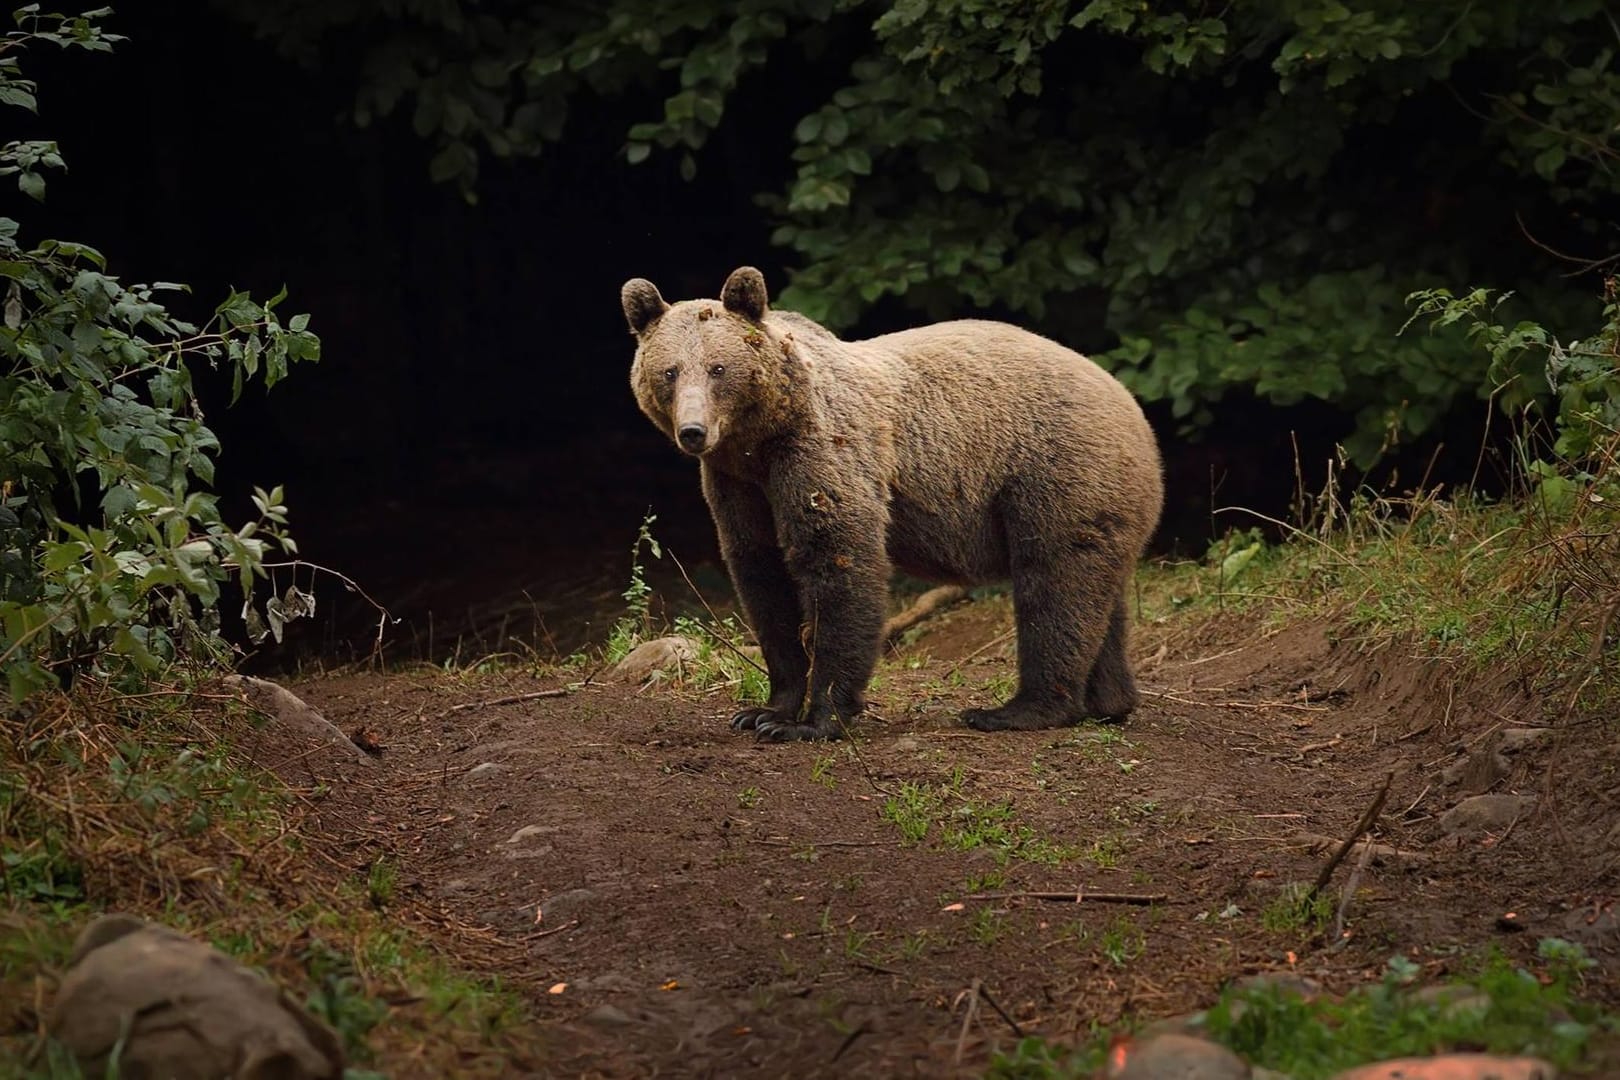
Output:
[677, 423, 708, 452]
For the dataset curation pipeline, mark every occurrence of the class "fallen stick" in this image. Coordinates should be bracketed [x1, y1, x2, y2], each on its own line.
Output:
[1306, 769, 1394, 905]
[439, 688, 572, 718]
[965, 890, 1168, 906]
[519, 918, 579, 942]
[953, 979, 983, 1067]
[974, 982, 1025, 1038]
[883, 585, 968, 643]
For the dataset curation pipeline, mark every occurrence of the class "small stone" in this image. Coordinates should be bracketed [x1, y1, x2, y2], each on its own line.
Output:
[1439, 794, 1534, 839]
[1441, 751, 1509, 793]
[1559, 904, 1619, 950]
[893, 735, 921, 752]
[1497, 728, 1553, 754]
[1327, 1054, 1556, 1080]
[612, 636, 700, 684]
[582, 1004, 636, 1028]
[465, 762, 508, 780]
[1107, 1032, 1251, 1080]
[508, 824, 560, 844]
[539, 887, 599, 923]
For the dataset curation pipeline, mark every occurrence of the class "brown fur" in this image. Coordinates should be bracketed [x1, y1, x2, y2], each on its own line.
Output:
[621, 267, 1164, 741]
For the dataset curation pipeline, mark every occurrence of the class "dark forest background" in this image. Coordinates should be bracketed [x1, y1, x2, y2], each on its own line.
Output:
[11, 0, 1617, 663]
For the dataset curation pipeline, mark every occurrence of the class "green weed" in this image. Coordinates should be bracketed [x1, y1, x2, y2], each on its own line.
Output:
[1099, 916, 1145, 967]
[1259, 882, 1335, 935]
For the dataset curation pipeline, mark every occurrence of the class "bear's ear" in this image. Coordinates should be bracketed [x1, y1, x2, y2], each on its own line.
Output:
[621, 278, 669, 336]
[720, 266, 769, 323]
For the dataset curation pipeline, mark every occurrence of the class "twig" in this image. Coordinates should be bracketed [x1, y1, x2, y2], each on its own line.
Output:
[964, 890, 1168, 905]
[519, 918, 579, 942]
[751, 838, 893, 849]
[1213, 505, 1365, 571]
[437, 687, 573, 718]
[975, 982, 1025, 1038]
[1330, 830, 1376, 948]
[257, 559, 397, 651]
[1306, 770, 1394, 905]
[831, 1021, 870, 1063]
[883, 585, 968, 644]
[1143, 690, 1328, 714]
[953, 979, 983, 1066]
[666, 547, 768, 676]
[944, 629, 1016, 680]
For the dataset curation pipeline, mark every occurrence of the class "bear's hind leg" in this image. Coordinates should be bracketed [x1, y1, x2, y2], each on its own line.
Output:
[1083, 597, 1138, 721]
[963, 529, 1116, 733]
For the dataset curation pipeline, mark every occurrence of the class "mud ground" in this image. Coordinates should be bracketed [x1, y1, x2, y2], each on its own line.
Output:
[284, 599, 1620, 1078]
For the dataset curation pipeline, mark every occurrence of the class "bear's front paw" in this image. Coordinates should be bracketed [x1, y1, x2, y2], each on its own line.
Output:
[729, 707, 779, 732]
[754, 713, 844, 743]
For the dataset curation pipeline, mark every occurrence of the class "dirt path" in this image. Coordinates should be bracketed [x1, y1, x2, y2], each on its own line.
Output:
[289, 602, 1619, 1078]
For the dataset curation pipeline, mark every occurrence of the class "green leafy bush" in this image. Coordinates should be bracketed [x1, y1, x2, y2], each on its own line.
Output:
[223, 0, 1617, 463]
[0, 7, 319, 700]
[1404, 276, 1619, 513]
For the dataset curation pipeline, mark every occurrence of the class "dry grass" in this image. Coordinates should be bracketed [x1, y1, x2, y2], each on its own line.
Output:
[0, 677, 547, 1078]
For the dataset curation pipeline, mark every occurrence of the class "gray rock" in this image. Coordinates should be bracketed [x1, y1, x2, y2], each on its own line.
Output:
[1559, 904, 1618, 951]
[1498, 727, 1554, 754]
[47, 915, 344, 1080]
[1108, 1032, 1250, 1079]
[613, 636, 700, 684]
[540, 887, 599, 923]
[1440, 794, 1534, 839]
[1441, 750, 1509, 793]
[225, 675, 374, 767]
[582, 1004, 637, 1028]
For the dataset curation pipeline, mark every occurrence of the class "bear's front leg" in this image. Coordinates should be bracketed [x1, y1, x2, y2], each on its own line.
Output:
[755, 481, 889, 743]
[703, 466, 810, 733]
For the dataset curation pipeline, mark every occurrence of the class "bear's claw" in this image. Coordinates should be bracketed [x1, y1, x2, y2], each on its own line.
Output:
[754, 716, 844, 742]
[729, 707, 776, 732]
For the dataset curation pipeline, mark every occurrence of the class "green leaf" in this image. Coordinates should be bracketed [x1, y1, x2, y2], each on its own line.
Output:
[794, 112, 824, 143]
[18, 171, 45, 201]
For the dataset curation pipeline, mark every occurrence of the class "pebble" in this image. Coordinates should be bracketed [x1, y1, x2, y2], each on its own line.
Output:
[1497, 728, 1553, 754]
[539, 887, 599, 923]
[612, 636, 700, 684]
[1559, 904, 1618, 950]
[1439, 794, 1534, 839]
[1106, 1032, 1251, 1080]
[465, 761, 509, 780]
[582, 1004, 637, 1028]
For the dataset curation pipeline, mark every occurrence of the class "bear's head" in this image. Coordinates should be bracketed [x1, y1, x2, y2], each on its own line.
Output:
[621, 266, 794, 461]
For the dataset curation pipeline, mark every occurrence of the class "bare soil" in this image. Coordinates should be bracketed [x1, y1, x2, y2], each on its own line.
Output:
[285, 600, 1620, 1078]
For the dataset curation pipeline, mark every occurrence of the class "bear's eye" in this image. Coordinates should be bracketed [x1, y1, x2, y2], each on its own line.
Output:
[663, 367, 677, 383]
[709, 363, 725, 377]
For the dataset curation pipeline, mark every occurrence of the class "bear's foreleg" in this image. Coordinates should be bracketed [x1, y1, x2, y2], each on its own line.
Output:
[758, 476, 890, 742]
[702, 467, 810, 732]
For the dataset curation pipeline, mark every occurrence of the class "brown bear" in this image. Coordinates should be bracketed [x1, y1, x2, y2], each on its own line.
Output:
[621, 266, 1163, 742]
